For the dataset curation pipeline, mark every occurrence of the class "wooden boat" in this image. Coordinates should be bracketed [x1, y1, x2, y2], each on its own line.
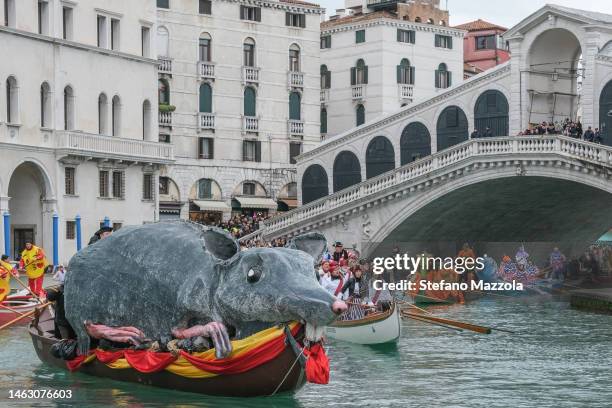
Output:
[0, 299, 38, 326]
[325, 302, 401, 345]
[29, 306, 308, 397]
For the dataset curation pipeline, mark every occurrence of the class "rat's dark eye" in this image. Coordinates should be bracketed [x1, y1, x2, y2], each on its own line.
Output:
[247, 268, 262, 283]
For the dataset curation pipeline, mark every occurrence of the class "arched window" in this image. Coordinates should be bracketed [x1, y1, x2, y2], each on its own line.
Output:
[199, 83, 212, 113]
[157, 26, 169, 57]
[244, 86, 256, 117]
[158, 79, 170, 104]
[289, 91, 301, 120]
[333, 151, 361, 192]
[356, 104, 365, 126]
[401, 122, 431, 165]
[351, 59, 368, 85]
[320, 64, 331, 89]
[63, 86, 75, 130]
[320, 108, 327, 134]
[302, 165, 329, 204]
[199, 32, 212, 62]
[6, 76, 19, 124]
[243, 37, 255, 67]
[436, 106, 468, 150]
[474, 90, 509, 137]
[435, 63, 451, 89]
[365, 136, 395, 179]
[98, 93, 108, 135]
[142, 100, 152, 141]
[289, 43, 300, 72]
[397, 58, 415, 85]
[112, 95, 121, 136]
[40, 82, 51, 128]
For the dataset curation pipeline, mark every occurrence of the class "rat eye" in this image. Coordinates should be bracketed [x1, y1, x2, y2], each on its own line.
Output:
[247, 268, 261, 283]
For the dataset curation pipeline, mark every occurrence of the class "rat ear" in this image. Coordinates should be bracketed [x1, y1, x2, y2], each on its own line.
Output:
[286, 232, 327, 263]
[202, 227, 239, 261]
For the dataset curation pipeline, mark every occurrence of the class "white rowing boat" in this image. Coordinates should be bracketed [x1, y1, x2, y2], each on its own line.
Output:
[325, 303, 401, 345]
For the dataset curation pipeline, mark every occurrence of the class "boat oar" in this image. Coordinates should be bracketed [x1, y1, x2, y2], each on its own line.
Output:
[402, 312, 492, 334]
[403, 313, 463, 332]
[11, 275, 43, 303]
[0, 302, 33, 318]
[0, 303, 50, 331]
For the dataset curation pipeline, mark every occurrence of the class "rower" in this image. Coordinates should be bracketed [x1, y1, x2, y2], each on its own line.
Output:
[0, 255, 13, 302]
[18, 242, 49, 297]
[46, 285, 75, 340]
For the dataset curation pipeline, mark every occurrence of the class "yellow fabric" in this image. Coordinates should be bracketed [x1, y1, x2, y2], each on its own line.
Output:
[94, 322, 299, 379]
[0, 260, 12, 302]
[21, 246, 48, 279]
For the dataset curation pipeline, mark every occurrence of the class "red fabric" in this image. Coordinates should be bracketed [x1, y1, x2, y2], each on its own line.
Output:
[180, 324, 300, 375]
[124, 349, 177, 373]
[28, 276, 45, 297]
[303, 343, 329, 384]
[66, 354, 90, 372]
[333, 278, 344, 297]
[94, 349, 125, 364]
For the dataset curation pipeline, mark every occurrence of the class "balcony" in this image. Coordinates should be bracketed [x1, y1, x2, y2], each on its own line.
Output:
[352, 84, 366, 100]
[159, 111, 172, 127]
[398, 84, 414, 103]
[198, 61, 215, 79]
[242, 66, 260, 84]
[199, 112, 215, 130]
[158, 56, 172, 74]
[55, 131, 174, 164]
[288, 120, 304, 136]
[243, 116, 259, 133]
[288, 71, 304, 88]
[320, 89, 330, 104]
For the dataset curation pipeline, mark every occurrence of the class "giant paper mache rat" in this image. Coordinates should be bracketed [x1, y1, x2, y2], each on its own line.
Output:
[64, 222, 347, 358]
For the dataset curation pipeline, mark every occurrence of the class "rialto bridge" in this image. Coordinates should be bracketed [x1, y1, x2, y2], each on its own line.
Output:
[244, 5, 612, 257]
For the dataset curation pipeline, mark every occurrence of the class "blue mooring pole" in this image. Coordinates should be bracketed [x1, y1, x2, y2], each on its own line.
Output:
[75, 215, 82, 251]
[2, 212, 9, 257]
[52, 213, 59, 266]
[103, 216, 110, 228]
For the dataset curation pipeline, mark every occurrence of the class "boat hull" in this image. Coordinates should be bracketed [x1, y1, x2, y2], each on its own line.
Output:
[326, 303, 401, 345]
[0, 300, 38, 326]
[29, 308, 307, 397]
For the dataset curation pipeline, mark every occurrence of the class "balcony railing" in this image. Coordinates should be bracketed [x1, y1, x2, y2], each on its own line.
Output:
[243, 116, 259, 132]
[55, 131, 174, 163]
[288, 120, 304, 136]
[158, 56, 172, 74]
[243, 66, 260, 83]
[399, 84, 414, 102]
[288, 71, 304, 88]
[320, 89, 330, 104]
[159, 111, 172, 127]
[352, 84, 366, 100]
[198, 61, 215, 79]
[199, 112, 215, 130]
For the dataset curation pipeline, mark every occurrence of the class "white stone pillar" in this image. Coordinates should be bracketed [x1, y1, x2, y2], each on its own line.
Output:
[42, 199, 58, 257]
[508, 37, 525, 136]
[580, 30, 600, 128]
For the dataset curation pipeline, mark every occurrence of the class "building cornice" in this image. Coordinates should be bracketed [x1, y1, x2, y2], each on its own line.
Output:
[0, 26, 158, 66]
[297, 62, 511, 162]
[213, 0, 324, 15]
[321, 18, 466, 37]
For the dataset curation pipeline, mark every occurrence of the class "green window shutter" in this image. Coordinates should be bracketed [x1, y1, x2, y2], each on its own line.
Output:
[356, 105, 365, 126]
[397, 29, 401, 42]
[435, 70, 440, 88]
[435, 34, 440, 47]
[242, 141, 247, 161]
[397, 65, 401, 83]
[199, 83, 212, 113]
[320, 108, 327, 133]
[300, 14, 306, 28]
[350, 67, 356, 85]
[363, 66, 368, 84]
[209, 139, 214, 159]
[289, 92, 301, 120]
[327, 35, 332, 48]
[255, 7, 261, 22]
[285, 12, 291, 26]
[240, 5, 244, 19]
[327, 71, 331, 88]
[244, 87, 256, 116]
[410, 31, 415, 44]
[449, 36, 453, 49]
[410, 66, 415, 85]
[447, 71, 452, 87]
[255, 141, 261, 162]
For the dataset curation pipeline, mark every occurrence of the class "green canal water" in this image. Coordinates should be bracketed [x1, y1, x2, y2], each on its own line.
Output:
[1, 295, 611, 407]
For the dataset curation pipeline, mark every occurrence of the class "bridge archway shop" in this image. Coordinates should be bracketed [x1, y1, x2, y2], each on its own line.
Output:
[401, 122, 431, 165]
[334, 151, 362, 192]
[436, 106, 469, 151]
[474, 90, 509, 137]
[302, 164, 329, 204]
[365, 136, 395, 179]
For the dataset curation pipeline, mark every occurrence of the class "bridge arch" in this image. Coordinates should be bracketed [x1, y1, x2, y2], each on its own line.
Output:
[301, 164, 329, 204]
[436, 105, 469, 151]
[474, 90, 509, 137]
[400, 122, 431, 165]
[365, 136, 395, 179]
[599, 79, 612, 146]
[333, 151, 361, 192]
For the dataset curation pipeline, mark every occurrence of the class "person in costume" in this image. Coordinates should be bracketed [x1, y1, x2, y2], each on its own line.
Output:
[549, 247, 567, 281]
[340, 266, 366, 320]
[320, 261, 344, 298]
[18, 242, 49, 297]
[0, 255, 14, 302]
[457, 243, 477, 283]
[331, 242, 348, 263]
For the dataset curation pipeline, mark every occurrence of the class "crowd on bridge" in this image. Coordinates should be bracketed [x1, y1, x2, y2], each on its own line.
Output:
[516, 118, 604, 143]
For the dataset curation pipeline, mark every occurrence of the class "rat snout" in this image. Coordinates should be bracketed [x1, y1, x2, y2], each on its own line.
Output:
[331, 299, 347, 315]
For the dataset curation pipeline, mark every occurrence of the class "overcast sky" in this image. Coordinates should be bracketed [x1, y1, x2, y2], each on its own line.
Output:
[318, 0, 612, 28]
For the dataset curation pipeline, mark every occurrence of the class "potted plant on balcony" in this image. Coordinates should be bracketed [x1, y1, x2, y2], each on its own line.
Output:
[159, 103, 176, 113]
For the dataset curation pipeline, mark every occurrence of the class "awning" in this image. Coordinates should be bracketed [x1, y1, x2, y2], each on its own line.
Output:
[234, 196, 278, 210]
[278, 198, 298, 208]
[192, 200, 231, 212]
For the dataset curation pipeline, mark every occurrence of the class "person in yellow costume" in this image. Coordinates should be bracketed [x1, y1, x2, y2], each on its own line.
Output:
[0, 255, 14, 302]
[18, 242, 49, 297]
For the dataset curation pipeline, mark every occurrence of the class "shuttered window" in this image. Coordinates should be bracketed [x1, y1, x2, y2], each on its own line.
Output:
[143, 174, 154, 201]
[99, 170, 109, 198]
[350, 59, 368, 85]
[112, 171, 125, 199]
[199, 83, 212, 113]
[320, 35, 331, 49]
[320, 65, 331, 89]
[198, 179, 213, 199]
[65, 167, 76, 195]
[435, 34, 453, 49]
[289, 92, 301, 120]
[397, 59, 415, 85]
[356, 104, 365, 126]
[240, 6, 261, 22]
[320, 108, 327, 134]
[244, 87, 256, 116]
[198, 137, 214, 159]
[355, 29, 365, 43]
[198, 0, 211, 14]
[290, 142, 302, 164]
[243, 140, 261, 162]
[286, 12, 305, 28]
[397, 29, 415, 44]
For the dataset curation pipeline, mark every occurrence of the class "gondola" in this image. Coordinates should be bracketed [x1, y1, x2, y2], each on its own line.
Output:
[325, 302, 401, 345]
[0, 298, 38, 326]
[29, 306, 310, 397]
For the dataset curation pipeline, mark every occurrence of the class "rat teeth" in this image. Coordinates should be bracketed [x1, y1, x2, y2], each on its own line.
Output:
[305, 323, 326, 342]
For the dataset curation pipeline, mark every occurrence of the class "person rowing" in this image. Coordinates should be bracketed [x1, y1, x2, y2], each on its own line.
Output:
[0, 255, 14, 302]
[18, 242, 49, 297]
